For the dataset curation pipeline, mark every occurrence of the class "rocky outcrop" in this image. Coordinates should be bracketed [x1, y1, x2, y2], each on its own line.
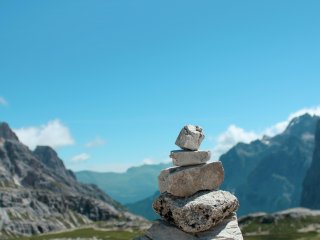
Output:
[0, 121, 142, 237]
[301, 120, 320, 209]
[33, 146, 76, 181]
[0, 188, 92, 236]
[0, 122, 19, 141]
[138, 124, 243, 239]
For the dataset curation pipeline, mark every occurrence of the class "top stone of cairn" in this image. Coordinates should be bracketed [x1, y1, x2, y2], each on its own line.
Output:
[175, 125, 204, 151]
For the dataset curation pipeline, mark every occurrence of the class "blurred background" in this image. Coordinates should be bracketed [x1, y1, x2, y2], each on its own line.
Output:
[1, 1, 320, 239]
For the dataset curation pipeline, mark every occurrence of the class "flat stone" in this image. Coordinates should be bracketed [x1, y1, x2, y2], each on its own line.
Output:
[175, 125, 205, 151]
[152, 190, 239, 233]
[136, 213, 243, 240]
[170, 150, 211, 166]
[158, 162, 224, 197]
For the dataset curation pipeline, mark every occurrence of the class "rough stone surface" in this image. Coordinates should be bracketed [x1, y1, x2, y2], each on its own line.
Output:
[153, 190, 239, 233]
[158, 162, 224, 197]
[0, 122, 19, 141]
[175, 125, 205, 151]
[136, 213, 243, 240]
[170, 150, 211, 166]
[0, 122, 145, 237]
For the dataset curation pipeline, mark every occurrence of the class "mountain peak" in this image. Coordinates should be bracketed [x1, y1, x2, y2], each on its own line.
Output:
[0, 122, 141, 237]
[287, 113, 312, 127]
[34, 145, 58, 158]
[0, 122, 19, 141]
[33, 145, 66, 172]
[284, 113, 318, 137]
[33, 145, 77, 181]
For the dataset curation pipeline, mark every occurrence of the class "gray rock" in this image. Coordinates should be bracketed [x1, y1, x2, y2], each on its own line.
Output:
[170, 150, 211, 166]
[153, 190, 239, 233]
[134, 236, 151, 240]
[238, 207, 320, 226]
[0, 122, 145, 237]
[137, 213, 243, 240]
[175, 125, 205, 151]
[0, 122, 19, 141]
[158, 162, 224, 197]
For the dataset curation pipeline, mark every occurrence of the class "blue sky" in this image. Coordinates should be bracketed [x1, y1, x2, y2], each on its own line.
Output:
[1, 0, 320, 172]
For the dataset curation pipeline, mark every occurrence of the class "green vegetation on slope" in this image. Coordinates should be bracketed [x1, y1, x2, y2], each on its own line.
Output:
[14, 228, 142, 240]
[241, 215, 320, 240]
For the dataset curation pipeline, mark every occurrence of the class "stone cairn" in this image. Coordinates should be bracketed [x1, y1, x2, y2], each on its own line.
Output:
[137, 125, 243, 240]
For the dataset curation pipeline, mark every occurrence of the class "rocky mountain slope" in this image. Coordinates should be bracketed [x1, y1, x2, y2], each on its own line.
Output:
[0, 122, 141, 239]
[76, 163, 170, 204]
[301, 120, 320, 209]
[226, 113, 319, 215]
[120, 114, 320, 219]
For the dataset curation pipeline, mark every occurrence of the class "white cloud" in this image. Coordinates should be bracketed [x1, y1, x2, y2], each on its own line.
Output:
[71, 153, 91, 163]
[264, 106, 320, 137]
[212, 106, 320, 160]
[142, 157, 171, 165]
[288, 106, 320, 120]
[263, 121, 288, 137]
[0, 96, 8, 106]
[85, 137, 106, 148]
[211, 125, 259, 160]
[70, 162, 133, 173]
[14, 119, 74, 150]
[142, 158, 157, 165]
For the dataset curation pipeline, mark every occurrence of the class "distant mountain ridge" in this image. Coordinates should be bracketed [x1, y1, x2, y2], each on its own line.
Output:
[229, 113, 318, 215]
[105, 113, 320, 219]
[76, 163, 171, 204]
[0, 122, 140, 238]
[126, 191, 160, 220]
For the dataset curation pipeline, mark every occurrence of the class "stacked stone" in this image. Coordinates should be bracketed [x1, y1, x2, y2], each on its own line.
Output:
[138, 125, 243, 240]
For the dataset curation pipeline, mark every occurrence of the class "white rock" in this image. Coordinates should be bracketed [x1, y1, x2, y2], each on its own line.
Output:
[175, 125, 205, 151]
[158, 162, 224, 197]
[170, 150, 211, 166]
[152, 190, 239, 233]
[136, 213, 243, 240]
